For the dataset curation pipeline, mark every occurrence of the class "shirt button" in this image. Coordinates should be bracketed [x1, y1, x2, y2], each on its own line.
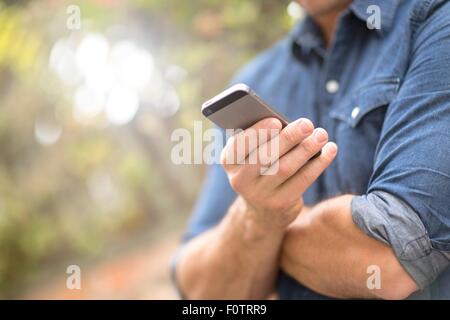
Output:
[351, 106, 360, 119]
[326, 80, 339, 94]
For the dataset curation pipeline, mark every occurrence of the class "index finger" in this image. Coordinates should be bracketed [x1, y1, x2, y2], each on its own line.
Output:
[220, 117, 283, 166]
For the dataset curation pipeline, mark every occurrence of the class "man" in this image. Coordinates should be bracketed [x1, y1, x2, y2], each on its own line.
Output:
[173, 0, 450, 299]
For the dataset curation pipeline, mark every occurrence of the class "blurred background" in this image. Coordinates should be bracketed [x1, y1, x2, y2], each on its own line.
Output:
[0, 0, 303, 299]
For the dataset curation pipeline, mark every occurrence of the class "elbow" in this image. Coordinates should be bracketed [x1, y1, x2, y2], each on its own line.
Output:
[376, 268, 418, 300]
[378, 285, 416, 300]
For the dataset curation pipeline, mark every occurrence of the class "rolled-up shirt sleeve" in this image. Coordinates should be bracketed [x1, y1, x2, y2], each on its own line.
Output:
[352, 192, 450, 289]
[351, 2, 450, 290]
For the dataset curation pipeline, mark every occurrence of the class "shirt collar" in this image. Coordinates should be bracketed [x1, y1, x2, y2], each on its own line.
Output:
[290, 15, 326, 60]
[290, 0, 401, 61]
[349, 0, 401, 34]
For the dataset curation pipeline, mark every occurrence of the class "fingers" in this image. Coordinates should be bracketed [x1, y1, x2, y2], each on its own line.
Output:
[277, 142, 338, 197]
[244, 118, 315, 176]
[260, 128, 329, 186]
[221, 116, 337, 199]
[220, 117, 282, 167]
[274, 118, 314, 158]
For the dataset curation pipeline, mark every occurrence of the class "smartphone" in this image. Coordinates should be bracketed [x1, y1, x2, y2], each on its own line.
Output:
[201, 83, 321, 158]
[201, 83, 289, 130]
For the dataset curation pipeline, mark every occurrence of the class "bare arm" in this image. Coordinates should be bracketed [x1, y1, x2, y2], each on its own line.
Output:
[280, 195, 418, 299]
[176, 196, 286, 299]
[175, 117, 337, 299]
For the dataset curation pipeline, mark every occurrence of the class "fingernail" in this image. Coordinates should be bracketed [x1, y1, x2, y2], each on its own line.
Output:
[271, 118, 282, 128]
[299, 119, 312, 134]
[324, 142, 338, 155]
[314, 128, 328, 143]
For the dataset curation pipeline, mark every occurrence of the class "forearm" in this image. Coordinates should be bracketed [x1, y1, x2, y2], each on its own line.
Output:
[175, 117, 338, 299]
[176, 197, 285, 299]
[280, 195, 418, 299]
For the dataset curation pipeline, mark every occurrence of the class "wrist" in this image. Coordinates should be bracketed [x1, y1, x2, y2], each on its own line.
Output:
[233, 197, 288, 242]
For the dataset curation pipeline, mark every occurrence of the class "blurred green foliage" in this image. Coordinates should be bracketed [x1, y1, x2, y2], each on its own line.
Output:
[0, 0, 294, 297]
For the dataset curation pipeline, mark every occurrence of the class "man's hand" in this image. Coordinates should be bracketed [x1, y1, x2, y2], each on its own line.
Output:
[175, 117, 337, 299]
[221, 117, 338, 229]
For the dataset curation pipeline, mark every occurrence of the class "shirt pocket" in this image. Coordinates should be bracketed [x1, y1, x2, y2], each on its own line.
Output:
[329, 77, 400, 193]
[330, 77, 400, 128]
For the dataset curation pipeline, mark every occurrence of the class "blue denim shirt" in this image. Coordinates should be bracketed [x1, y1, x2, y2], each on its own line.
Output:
[178, 0, 450, 299]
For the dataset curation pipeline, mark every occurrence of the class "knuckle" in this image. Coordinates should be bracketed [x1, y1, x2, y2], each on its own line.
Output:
[229, 174, 244, 192]
[278, 162, 295, 178]
[301, 139, 317, 155]
[297, 170, 315, 186]
[282, 127, 299, 145]
[316, 152, 334, 168]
